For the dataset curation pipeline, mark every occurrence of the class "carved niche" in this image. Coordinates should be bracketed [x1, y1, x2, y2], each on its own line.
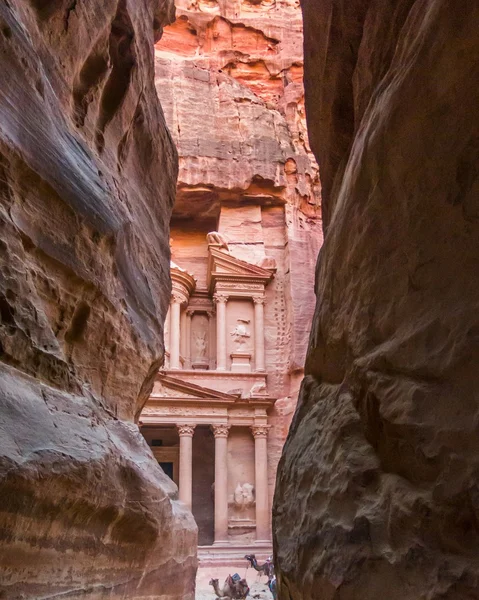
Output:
[191, 313, 209, 369]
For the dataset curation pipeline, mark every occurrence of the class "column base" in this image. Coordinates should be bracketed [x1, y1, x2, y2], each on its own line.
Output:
[213, 539, 230, 546]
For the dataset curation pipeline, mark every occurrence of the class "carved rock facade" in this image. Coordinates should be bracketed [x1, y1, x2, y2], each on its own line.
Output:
[0, 1, 196, 598]
[142, 0, 322, 564]
[274, 1, 479, 599]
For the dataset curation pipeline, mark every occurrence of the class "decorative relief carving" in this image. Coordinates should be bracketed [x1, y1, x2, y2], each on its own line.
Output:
[251, 425, 270, 438]
[233, 483, 255, 510]
[193, 330, 208, 359]
[207, 231, 229, 250]
[176, 424, 196, 436]
[249, 381, 268, 396]
[213, 292, 229, 304]
[230, 319, 251, 349]
[142, 406, 224, 416]
[211, 424, 230, 438]
[171, 292, 186, 305]
[218, 283, 264, 291]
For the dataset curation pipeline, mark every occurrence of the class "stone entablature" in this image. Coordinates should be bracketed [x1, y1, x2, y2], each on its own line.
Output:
[144, 374, 273, 428]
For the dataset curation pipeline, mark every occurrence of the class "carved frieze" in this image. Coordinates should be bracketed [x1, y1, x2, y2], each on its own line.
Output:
[219, 283, 264, 291]
[142, 406, 225, 416]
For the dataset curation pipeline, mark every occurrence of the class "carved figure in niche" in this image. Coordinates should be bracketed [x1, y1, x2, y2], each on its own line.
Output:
[230, 319, 250, 349]
[193, 329, 208, 359]
[207, 231, 229, 251]
[233, 483, 255, 511]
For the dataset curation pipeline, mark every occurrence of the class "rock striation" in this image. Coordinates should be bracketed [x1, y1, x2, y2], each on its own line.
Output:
[154, 0, 323, 372]
[0, 0, 196, 598]
[274, 1, 479, 599]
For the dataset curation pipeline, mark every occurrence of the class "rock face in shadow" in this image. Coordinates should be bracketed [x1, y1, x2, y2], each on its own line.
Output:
[273, 1, 479, 598]
[0, 1, 196, 598]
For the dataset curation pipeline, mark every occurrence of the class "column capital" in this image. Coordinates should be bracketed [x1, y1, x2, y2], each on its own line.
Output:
[251, 425, 270, 438]
[252, 296, 265, 305]
[177, 424, 196, 437]
[211, 424, 230, 438]
[206, 309, 216, 319]
[171, 292, 184, 305]
[186, 308, 194, 317]
[214, 292, 229, 304]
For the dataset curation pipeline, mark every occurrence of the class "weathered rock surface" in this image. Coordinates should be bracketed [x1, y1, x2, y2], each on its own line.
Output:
[274, 1, 479, 598]
[155, 0, 323, 370]
[155, 0, 323, 507]
[0, 0, 196, 597]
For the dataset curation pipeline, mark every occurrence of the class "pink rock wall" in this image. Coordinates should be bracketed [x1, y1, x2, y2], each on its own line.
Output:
[156, 0, 323, 509]
[0, 0, 196, 597]
[274, 1, 479, 598]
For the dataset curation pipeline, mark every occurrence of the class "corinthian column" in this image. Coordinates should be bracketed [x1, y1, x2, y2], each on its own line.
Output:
[169, 294, 182, 370]
[251, 425, 270, 543]
[214, 293, 228, 371]
[185, 310, 193, 369]
[211, 424, 230, 544]
[177, 424, 195, 509]
[253, 296, 266, 372]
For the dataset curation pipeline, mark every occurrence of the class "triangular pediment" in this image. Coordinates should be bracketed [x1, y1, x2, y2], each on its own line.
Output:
[151, 373, 241, 402]
[207, 247, 274, 292]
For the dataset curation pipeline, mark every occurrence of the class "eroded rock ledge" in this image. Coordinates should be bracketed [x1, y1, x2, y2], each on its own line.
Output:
[0, 0, 196, 597]
[274, 1, 479, 598]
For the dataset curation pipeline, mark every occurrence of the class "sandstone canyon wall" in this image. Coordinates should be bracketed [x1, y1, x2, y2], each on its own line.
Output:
[274, 1, 479, 599]
[0, 1, 196, 598]
[154, 0, 323, 509]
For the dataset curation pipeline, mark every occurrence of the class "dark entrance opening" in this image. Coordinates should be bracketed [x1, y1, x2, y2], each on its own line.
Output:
[160, 462, 174, 480]
[192, 425, 215, 545]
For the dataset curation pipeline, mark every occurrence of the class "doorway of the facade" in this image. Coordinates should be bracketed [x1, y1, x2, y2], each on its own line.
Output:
[192, 426, 215, 545]
[159, 462, 174, 480]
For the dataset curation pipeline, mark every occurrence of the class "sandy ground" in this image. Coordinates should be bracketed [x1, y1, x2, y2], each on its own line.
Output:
[196, 566, 272, 599]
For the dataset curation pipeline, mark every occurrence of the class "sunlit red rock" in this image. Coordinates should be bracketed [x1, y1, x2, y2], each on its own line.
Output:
[0, 0, 196, 597]
[154, 0, 323, 515]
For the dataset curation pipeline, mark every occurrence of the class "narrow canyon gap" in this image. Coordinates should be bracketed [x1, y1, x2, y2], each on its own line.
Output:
[0, 1, 197, 598]
[139, 0, 322, 570]
[273, 1, 479, 599]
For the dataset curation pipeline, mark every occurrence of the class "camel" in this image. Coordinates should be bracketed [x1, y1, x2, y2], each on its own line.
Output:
[209, 575, 249, 599]
[244, 554, 277, 599]
[244, 554, 274, 579]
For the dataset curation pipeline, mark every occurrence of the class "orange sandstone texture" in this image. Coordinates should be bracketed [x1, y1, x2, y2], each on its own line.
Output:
[156, 0, 322, 512]
[274, 1, 479, 598]
[0, 0, 196, 598]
